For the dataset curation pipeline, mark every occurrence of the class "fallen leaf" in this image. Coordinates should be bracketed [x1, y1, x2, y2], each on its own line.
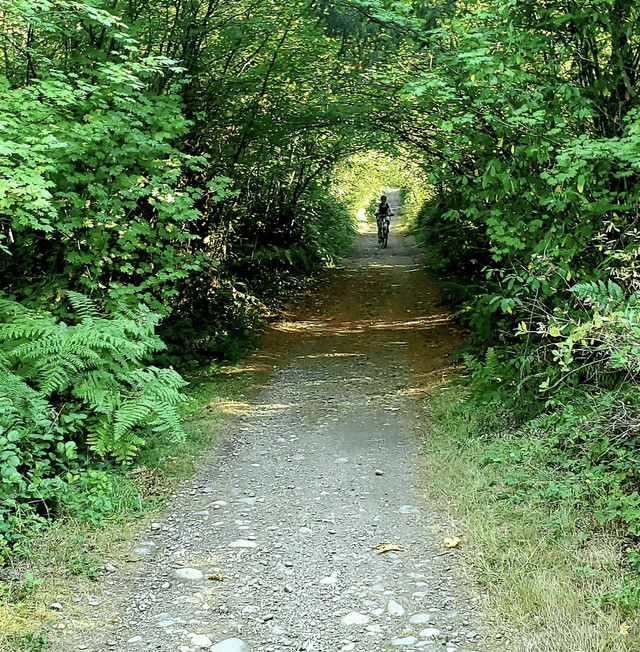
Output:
[443, 536, 461, 549]
[208, 574, 227, 581]
[620, 621, 631, 637]
[372, 542, 404, 554]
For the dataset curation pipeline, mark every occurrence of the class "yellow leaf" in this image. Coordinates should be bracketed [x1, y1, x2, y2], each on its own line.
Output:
[577, 184, 584, 193]
[471, 74, 475, 82]
[506, 306, 513, 314]
[511, 145, 515, 154]
[372, 542, 404, 554]
[566, 270, 572, 281]
[620, 622, 631, 637]
[443, 536, 461, 549]
[555, 185, 562, 192]
[520, 321, 527, 331]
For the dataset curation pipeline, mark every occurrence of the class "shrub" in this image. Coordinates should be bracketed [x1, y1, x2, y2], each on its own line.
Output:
[0, 292, 186, 560]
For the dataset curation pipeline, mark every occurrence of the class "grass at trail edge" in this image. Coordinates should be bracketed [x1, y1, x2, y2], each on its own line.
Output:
[421, 386, 640, 652]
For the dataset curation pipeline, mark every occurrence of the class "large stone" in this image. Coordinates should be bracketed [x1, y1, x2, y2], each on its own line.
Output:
[340, 612, 370, 626]
[387, 599, 405, 616]
[171, 568, 203, 580]
[419, 628, 441, 638]
[210, 638, 251, 652]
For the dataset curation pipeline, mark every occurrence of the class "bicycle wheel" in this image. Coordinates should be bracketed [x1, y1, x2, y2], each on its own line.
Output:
[382, 225, 389, 248]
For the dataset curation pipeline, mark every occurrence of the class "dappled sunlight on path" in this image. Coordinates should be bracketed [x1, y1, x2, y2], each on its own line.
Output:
[255, 195, 466, 394]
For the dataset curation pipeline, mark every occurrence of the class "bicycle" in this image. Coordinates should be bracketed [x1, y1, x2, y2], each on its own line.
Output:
[376, 214, 391, 248]
[380, 217, 390, 248]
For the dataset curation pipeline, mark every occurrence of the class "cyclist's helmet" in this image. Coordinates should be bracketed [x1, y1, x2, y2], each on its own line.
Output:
[381, 195, 387, 201]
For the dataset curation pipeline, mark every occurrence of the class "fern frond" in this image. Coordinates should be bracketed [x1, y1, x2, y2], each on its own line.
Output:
[67, 291, 101, 320]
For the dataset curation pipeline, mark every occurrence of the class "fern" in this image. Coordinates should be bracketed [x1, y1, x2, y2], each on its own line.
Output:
[572, 280, 627, 312]
[67, 290, 101, 319]
[0, 293, 186, 462]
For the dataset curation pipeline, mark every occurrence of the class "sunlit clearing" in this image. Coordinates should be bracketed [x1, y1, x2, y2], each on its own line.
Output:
[355, 207, 369, 233]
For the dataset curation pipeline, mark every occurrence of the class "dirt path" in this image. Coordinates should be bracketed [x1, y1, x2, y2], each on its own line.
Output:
[48, 194, 487, 652]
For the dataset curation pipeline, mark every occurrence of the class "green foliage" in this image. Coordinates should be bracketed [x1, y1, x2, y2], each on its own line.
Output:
[0, 13, 219, 314]
[0, 292, 186, 561]
[0, 0, 237, 365]
[62, 470, 146, 526]
[466, 386, 640, 540]
[601, 579, 640, 620]
[532, 281, 640, 385]
[158, 282, 261, 368]
[5, 630, 48, 652]
[425, 388, 640, 644]
[385, 0, 640, 365]
[64, 546, 103, 579]
[0, 292, 187, 461]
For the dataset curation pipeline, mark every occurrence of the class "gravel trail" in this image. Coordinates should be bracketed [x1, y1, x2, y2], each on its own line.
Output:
[49, 193, 488, 652]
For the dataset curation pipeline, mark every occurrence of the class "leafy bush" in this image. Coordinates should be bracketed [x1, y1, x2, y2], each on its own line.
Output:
[0, 292, 186, 561]
[158, 281, 261, 367]
[475, 388, 640, 538]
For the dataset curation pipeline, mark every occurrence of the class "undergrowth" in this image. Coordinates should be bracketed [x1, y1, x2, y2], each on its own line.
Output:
[423, 386, 640, 651]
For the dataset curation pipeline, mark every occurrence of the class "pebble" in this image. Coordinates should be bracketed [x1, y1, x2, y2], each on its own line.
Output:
[409, 613, 433, 625]
[419, 628, 441, 638]
[391, 636, 419, 646]
[320, 571, 339, 585]
[190, 634, 213, 648]
[170, 568, 204, 580]
[387, 599, 405, 616]
[134, 542, 155, 555]
[228, 539, 258, 548]
[399, 505, 420, 515]
[341, 612, 370, 626]
[209, 639, 251, 652]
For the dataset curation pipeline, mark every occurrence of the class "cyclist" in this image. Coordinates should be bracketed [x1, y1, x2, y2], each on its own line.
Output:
[375, 195, 393, 244]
